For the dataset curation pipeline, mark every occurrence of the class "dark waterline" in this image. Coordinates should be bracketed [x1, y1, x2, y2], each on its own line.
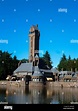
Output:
[0, 85, 78, 104]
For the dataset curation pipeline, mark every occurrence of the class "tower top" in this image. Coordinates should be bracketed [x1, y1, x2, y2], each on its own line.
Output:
[29, 24, 39, 33]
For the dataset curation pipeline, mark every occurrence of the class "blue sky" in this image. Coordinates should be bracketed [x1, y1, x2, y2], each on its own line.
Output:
[0, 0, 78, 67]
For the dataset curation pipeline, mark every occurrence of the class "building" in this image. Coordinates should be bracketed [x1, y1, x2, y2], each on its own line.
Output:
[51, 68, 59, 81]
[13, 25, 40, 78]
[13, 25, 58, 84]
[29, 24, 40, 66]
[32, 66, 44, 82]
[13, 63, 34, 78]
[40, 69, 54, 81]
[58, 71, 78, 82]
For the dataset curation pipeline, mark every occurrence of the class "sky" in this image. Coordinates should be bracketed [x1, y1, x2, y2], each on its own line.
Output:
[0, 0, 78, 67]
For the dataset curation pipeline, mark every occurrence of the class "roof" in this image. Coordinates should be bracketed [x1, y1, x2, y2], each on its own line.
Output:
[40, 69, 52, 73]
[51, 68, 59, 73]
[32, 66, 43, 77]
[75, 71, 78, 74]
[59, 71, 72, 74]
[13, 63, 33, 73]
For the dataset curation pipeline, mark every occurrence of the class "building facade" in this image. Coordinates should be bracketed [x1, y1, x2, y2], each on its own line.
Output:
[13, 25, 55, 83]
[29, 24, 40, 66]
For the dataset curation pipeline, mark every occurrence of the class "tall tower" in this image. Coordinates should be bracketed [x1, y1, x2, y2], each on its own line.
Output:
[29, 24, 40, 66]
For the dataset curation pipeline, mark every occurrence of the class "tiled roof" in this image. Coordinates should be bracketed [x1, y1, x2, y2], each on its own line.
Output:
[32, 66, 43, 77]
[51, 68, 59, 73]
[40, 69, 52, 73]
[59, 71, 72, 74]
[75, 71, 78, 74]
[13, 63, 33, 73]
[40, 68, 59, 73]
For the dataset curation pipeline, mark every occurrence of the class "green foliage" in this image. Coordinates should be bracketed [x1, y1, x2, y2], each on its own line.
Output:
[39, 51, 53, 69]
[57, 54, 78, 71]
[57, 54, 67, 71]
[39, 57, 47, 69]
[0, 50, 19, 80]
[21, 58, 28, 63]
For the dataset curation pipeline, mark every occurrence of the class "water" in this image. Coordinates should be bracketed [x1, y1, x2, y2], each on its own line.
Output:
[0, 85, 78, 104]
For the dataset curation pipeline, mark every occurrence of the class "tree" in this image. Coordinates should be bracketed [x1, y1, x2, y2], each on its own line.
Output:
[43, 51, 52, 69]
[38, 57, 47, 69]
[72, 58, 76, 72]
[61, 54, 67, 61]
[12, 56, 19, 73]
[0, 50, 19, 80]
[57, 54, 78, 72]
[57, 54, 67, 71]
[68, 55, 71, 60]
[76, 58, 78, 71]
[67, 55, 72, 71]
[21, 58, 28, 63]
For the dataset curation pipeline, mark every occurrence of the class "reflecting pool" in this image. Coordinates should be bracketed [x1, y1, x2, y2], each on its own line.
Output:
[0, 85, 78, 104]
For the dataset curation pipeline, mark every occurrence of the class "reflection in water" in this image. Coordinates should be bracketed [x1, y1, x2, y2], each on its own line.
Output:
[0, 85, 78, 104]
[25, 86, 30, 95]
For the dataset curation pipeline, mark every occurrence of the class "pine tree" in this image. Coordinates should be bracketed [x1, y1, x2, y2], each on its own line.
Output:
[43, 51, 52, 69]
